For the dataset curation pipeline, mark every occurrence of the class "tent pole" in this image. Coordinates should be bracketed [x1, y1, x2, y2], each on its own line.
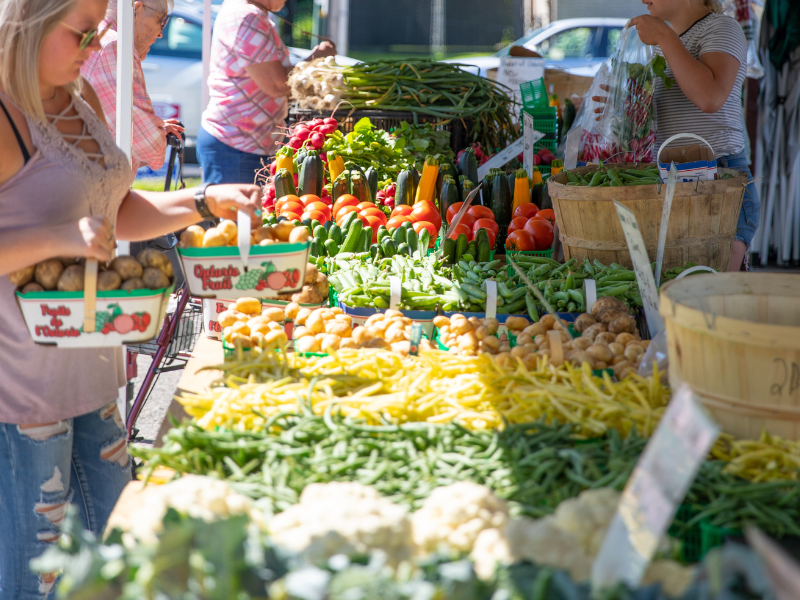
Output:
[202, 0, 212, 114]
[116, 0, 134, 256]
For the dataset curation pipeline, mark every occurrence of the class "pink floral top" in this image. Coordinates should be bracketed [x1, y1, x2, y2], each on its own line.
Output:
[201, 0, 291, 155]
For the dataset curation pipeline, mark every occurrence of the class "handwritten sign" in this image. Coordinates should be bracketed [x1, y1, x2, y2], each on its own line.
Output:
[613, 201, 664, 338]
[523, 111, 546, 179]
[591, 385, 719, 593]
[477, 137, 524, 180]
[654, 163, 678, 287]
[496, 57, 545, 117]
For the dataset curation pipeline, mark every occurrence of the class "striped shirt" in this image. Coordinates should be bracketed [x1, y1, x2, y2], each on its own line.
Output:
[654, 13, 747, 158]
[201, 0, 291, 155]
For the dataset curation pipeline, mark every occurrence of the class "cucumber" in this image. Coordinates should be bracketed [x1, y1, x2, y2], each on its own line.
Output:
[328, 223, 343, 245]
[476, 228, 491, 262]
[381, 238, 397, 258]
[361, 226, 373, 252]
[313, 225, 327, 243]
[397, 242, 411, 256]
[339, 211, 358, 234]
[442, 237, 456, 265]
[299, 151, 324, 197]
[466, 240, 478, 259]
[406, 228, 419, 257]
[274, 168, 296, 199]
[323, 239, 339, 256]
[376, 225, 390, 244]
[309, 239, 320, 257]
[455, 233, 468, 263]
[339, 218, 363, 253]
[480, 173, 493, 207]
[393, 226, 407, 245]
[324, 220, 334, 232]
[370, 245, 379, 261]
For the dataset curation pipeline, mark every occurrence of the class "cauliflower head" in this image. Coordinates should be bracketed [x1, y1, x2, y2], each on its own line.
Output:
[549, 488, 621, 556]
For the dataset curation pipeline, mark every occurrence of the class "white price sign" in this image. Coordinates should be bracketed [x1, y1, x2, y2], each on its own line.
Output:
[592, 385, 719, 593]
[496, 57, 545, 116]
[613, 201, 665, 338]
[477, 137, 524, 181]
[564, 128, 580, 171]
[523, 112, 546, 179]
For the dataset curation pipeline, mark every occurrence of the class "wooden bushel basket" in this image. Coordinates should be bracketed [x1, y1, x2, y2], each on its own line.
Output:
[660, 273, 800, 440]
[547, 164, 747, 272]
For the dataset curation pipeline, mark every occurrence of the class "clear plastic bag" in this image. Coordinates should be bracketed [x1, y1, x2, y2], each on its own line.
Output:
[565, 27, 673, 165]
[637, 329, 668, 381]
[726, 0, 765, 79]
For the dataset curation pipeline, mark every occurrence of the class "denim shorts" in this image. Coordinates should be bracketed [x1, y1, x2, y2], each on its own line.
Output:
[197, 127, 271, 185]
[717, 149, 759, 248]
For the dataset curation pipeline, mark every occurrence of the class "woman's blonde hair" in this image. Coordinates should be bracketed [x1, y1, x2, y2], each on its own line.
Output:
[704, 0, 724, 14]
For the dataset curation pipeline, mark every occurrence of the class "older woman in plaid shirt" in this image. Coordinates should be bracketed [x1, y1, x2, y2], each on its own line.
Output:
[198, 0, 335, 185]
[81, 0, 183, 179]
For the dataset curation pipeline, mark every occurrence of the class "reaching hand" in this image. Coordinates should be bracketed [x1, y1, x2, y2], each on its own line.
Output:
[204, 184, 262, 225]
[590, 84, 611, 121]
[55, 216, 115, 262]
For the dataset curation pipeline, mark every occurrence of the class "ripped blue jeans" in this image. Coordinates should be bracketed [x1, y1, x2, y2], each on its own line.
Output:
[0, 401, 131, 599]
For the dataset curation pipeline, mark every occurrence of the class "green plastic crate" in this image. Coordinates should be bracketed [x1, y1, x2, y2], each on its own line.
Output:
[520, 79, 550, 110]
[222, 339, 254, 361]
[669, 504, 703, 563]
[534, 139, 558, 153]
[524, 108, 559, 134]
[328, 287, 338, 308]
[700, 521, 741, 558]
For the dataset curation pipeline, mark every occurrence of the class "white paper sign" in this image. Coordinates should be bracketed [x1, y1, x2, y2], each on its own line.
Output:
[613, 201, 665, 338]
[654, 163, 678, 288]
[238, 210, 252, 272]
[584, 279, 597, 313]
[390, 277, 401, 310]
[592, 385, 719, 593]
[485, 280, 498, 320]
[496, 57, 545, 117]
[477, 137, 524, 180]
[523, 112, 546, 179]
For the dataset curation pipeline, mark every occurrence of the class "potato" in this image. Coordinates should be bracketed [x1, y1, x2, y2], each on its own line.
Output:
[473, 326, 489, 341]
[624, 344, 645, 362]
[293, 326, 312, 339]
[483, 318, 500, 335]
[179, 225, 205, 249]
[523, 322, 546, 337]
[433, 316, 450, 328]
[451, 319, 472, 335]
[480, 335, 501, 353]
[591, 296, 628, 317]
[594, 361, 608, 370]
[609, 314, 637, 334]
[296, 336, 320, 353]
[573, 337, 593, 350]
[494, 353, 512, 368]
[352, 327, 375, 344]
[580, 322, 608, 341]
[458, 331, 479, 353]
[333, 314, 352, 326]
[305, 311, 325, 334]
[273, 221, 295, 242]
[21, 282, 44, 293]
[566, 349, 591, 366]
[289, 227, 310, 243]
[534, 334, 548, 348]
[97, 269, 122, 291]
[35, 259, 65, 290]
[573, 313, 597, 334]
[8, 265, 34, 288]
[139, 267, 169, 290]
[249, 321, 272, 336]
[136, 249, 173, 279]
[586, 344, 613, 364]
[216, 220, 238, 243]
[505, 316, 529, 332]
[608, 342, 625, 357]
[202, 228, 227, 247]
[615, 332, 636, 346]
[539, 314, 556, 330]
[595, 332, 617, 346]
[57, 264, 84, 292]
[294, 308, 312, 326]
[109, 256, 143, 281]
[228, 332, 253, 350]
[365, 337, 391, 350]
[230, 321, 251, 337]
[510, 346, 529, 359]
[391, 341, 411, 355]
[121, 278, 146, 291]
[339, 337, 359, 349]
[291, 286, 324, 305]
[319, 334, 340, 353]
[325, 320, 352, 338]
[262, 307, 285, 322]
[595, 307, 630, 325]
[522, 354, 540, 370]
[515, 332, 534, 347]
[385, 328, 408, 344]
[253, 226, 277, 244]
[611, 355, 628, 366]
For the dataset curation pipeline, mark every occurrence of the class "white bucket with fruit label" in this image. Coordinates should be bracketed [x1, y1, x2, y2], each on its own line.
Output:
[16, 286, 173, 348]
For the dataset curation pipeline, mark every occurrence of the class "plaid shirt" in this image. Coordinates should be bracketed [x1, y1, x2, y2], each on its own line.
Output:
[81, 21, 166, 174]
[201, 0, 291, 155]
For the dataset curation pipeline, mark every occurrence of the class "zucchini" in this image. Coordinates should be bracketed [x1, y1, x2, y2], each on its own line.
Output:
[364, 166, 378, 201]
[540, 180, 552, 211]
[299, 150, 324, 197]
[461, 178, 474, 202]
[395, 169, 417, 207]
[531, 182, 545, 207]
[476, 228, 491, 262]
[457, 147, 479, 186]
[455, 233, 468, 264]
[339, 218, 363, 253]
[397, 242, 411, 256]
[436, 162, 452, 205]
[439, 176, 459, 230]
[442, 236, 456, 265]
[480, 172, 493, 207]
[333, 172, 350, 202]
[328, 223, 343, 245]
[323, 239, 339, 256]
[406, 228, 419, 257]
[350, 172, 371, 203]
[274, 168, 296, 199]
[491, 171, 512, 227]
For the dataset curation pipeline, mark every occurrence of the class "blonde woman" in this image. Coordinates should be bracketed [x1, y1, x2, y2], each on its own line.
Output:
[0, 0, 260, 597]
[629, 0, 756, 270]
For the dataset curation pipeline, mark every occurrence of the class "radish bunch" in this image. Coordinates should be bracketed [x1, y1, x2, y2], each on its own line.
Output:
[376, 183, 396, 212]
[287, 118, 338, 151]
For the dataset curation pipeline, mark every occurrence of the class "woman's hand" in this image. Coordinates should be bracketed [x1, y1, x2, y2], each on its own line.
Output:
[163, 118, 185, 138]
[590, 84, 611, 120]
[54, 216, 115, 262]
[205, 184, 262, 225]
[628, 15, 677, 47]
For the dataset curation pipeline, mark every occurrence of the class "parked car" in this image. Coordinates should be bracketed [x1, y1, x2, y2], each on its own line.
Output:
[142, 0, 357, 162]
[444, 18, 629, 79]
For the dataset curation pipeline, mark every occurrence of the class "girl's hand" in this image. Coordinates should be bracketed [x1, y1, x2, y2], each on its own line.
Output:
[204, 184, 262, 225]
[627, 15, 675, 47]
[55, 216, 115, 262]
[591, 84, 611, 120]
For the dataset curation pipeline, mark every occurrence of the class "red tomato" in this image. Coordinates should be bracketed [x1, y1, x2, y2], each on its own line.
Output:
[359, 207, 387, 223]
[505, 230, 537, 251]
[387, 215, 412, 230]
[524, 218, 554, 250]
[275, 194, 300, 214]
[410, 203, 442, 231]
[468, 205, 495, 221]
[364, 216, 384, 241]
[279, 201, 304, 217]
[473, 218, 499, 235]
[306, 201, 331, 216]
[332, 195, 359, 217]
[413, 221, 438, 246]
[391, 205, 414, 218]
[485, 229, 497, 249]
[447, 224, 472, 241]
[513, 203, 540, 220]
[537, 208, 556, 225]
[354, 201, 373, 211]
[303, 210, 328, 224]
[507, 216, 529, 236]
[299, 194, 321, 207]
[334, 204, 359, 222]
[282, 212, 302, 223]
[446, 202, 464, 224]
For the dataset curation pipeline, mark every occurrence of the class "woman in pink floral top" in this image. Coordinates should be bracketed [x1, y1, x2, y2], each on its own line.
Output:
[199, 0, 335, 185]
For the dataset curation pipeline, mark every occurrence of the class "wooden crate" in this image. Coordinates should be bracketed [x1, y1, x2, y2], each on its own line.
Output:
[547, 164, 747, 273]
[660, 273, 800, 440]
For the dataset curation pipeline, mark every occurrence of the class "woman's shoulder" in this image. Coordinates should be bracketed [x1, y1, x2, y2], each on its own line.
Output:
[697, 13, 746, 39]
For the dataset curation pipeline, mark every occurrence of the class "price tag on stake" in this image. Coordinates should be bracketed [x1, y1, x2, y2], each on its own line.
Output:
[390, 277, 401, 310]
[485, 280, 498, 320]
[441, 184, 482, 246]
[591, 385, 719, 592]
[613, 201, 665, 338]
[654, 163, 678, 287]
[409, 323, 422, 356]
[522, 112, 546, 180]
[564, 128, 580, 171]
[237, 210, 252, 273]
[584, 278, 597, 313]
[477, 137, 524, 180]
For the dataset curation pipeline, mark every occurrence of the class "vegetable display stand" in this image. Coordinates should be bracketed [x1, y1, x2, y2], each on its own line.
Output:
[16, 286, 172, 348]
[178, 242, 310, 300]
[547, 164, 747, 272]
[660, 273, 800, 440]
[340, 302, 437, 338]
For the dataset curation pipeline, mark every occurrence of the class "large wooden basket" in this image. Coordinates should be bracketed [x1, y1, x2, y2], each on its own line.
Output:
[547, 164, 747, 272]
[660, 273, 800, 440]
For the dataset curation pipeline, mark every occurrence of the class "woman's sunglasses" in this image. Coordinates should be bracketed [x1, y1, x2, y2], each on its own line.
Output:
[61, 22, 110, 50]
